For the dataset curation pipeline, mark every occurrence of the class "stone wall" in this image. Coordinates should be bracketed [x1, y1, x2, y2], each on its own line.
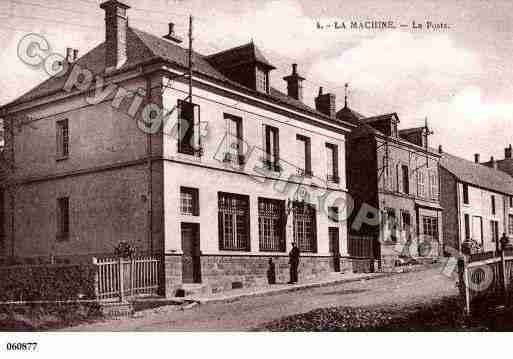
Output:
[163, 254, 344, 296]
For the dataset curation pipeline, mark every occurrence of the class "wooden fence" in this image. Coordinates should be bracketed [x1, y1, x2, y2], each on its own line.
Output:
[458, 249, 513, 314]
[92, 256, 160, 301]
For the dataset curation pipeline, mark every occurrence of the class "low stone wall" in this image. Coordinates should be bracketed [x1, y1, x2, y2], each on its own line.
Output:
[163, 254, 345, 296]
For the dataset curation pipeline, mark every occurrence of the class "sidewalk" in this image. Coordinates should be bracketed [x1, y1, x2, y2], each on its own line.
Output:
[181, 270, 392, 305]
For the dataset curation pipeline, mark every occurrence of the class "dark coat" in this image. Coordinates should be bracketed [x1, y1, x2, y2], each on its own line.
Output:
[289, 246, 300, 265]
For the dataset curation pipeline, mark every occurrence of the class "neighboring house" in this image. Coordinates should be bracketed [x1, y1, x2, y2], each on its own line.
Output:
[480, 144, 513, 178]
[439, 151, 513, 254]
[0, 1, 354, 294]
[344, 111, 442, 269]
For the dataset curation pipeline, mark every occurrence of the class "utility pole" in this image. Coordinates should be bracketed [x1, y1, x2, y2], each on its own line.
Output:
[188, 15, 193, 103]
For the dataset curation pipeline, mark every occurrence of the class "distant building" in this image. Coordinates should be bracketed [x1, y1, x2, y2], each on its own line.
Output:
[480, 144, 513, 178]
[0, 1, 354, 294]
[344, 110, 443, 270]
[440, 151, 513, 254]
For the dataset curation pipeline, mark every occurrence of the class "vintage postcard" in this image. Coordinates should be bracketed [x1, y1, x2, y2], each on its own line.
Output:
[0, 0, 512, 356]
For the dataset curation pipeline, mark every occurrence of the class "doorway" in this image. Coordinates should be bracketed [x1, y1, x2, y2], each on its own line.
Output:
[181, 223, 201, 283]
[329, 227, 341, 272]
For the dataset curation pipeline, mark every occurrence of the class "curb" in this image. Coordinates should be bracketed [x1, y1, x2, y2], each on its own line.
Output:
[188, 272, 395, 305]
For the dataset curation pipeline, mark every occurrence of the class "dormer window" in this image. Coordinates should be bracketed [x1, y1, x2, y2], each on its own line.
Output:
[256, 66, 268, 93]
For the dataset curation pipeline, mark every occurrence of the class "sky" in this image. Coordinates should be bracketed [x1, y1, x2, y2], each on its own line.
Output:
[1, 0, 513, 161]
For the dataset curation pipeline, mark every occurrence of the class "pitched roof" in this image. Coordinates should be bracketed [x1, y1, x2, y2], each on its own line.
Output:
[336, 105, 365, 126]
[399, 126, 424, 136]
[206, 42, 276, 70]
[440, 151, 513, 195]
[3, 27, 352, 129]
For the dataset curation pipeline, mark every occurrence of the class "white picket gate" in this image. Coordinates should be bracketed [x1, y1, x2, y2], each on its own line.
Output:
[92, 256, 160, 301]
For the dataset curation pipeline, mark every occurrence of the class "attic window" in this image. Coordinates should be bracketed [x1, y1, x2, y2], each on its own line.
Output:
[256, 67, 268, 93]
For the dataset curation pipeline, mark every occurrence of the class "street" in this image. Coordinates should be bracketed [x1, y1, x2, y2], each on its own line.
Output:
[68, 266, 458, 331]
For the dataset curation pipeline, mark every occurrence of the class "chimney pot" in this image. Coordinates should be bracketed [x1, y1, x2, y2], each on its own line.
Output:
[474, 153, 480, 163]
[292, 63, 298, 74]
[438, 145, 443, 154]
[73, 49, 79, 62]
[506, 144, 512, 159]
[163, 21, 183, 43]
[66, 47, 73, 63]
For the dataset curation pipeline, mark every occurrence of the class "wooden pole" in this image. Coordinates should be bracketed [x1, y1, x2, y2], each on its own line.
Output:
[119, 257, 125, 303]
[458, 257, 471, 315]
[501, 249, 508, 306]
[188, 15, 193, 103]
[92, 257, 99, 300]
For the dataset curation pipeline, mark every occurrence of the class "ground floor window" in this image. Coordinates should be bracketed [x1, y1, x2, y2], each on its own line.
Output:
[180, 187, 199, 216]
[509, 215, 513, 235]
[293, 202, 317, 252]
[491, 220, 499, 243]
[383, 207, 399, 242]
[422, 216, 439, 240]
[258, 198, 285, 252]
[218, 192, 250, 251]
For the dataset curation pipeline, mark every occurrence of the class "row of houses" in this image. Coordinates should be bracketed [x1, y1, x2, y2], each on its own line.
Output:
[0, 0, 512, 295]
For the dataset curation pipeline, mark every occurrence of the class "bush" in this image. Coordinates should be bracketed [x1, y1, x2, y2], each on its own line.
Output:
[0, 263, 96, 302]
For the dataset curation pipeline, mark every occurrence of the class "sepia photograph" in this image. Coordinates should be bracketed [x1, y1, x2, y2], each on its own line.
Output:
[1, 0, 513, 355]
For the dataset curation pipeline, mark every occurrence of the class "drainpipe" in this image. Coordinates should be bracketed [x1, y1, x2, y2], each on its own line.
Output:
[146, 77, 153, 255]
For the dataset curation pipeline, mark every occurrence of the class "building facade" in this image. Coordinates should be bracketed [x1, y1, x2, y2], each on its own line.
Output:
[344, 112, 442, 269]
[0, 1, 354, 295]
[440, 151, 513, 254]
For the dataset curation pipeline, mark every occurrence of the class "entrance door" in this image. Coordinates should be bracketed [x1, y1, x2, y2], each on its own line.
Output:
[181, 223, 201, 283]
[328, 227, 341, 272]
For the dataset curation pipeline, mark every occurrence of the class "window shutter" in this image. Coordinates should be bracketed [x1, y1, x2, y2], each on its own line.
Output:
[218, 205, 224, 250]
[264, 125, 271, 167]
[311, 205, 318, 253]
[333, 145, 339, 179]
[245, 203, 251, 251]
[306, 138, 312, 174]
[193, 190, 200, 216]
[397, 164, 402, 193]
[274, 128, 280, 169]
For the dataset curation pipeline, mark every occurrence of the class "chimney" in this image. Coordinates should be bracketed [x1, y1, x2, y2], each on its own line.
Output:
[506, 144, 512, 159]
[314, 87, 336, 118]
[474, 153, 480, 163]
[100, 0, 131, 71]
[283, 63, 305, 101]
[438, 145, 443, 154]
[66, 47, 73, 63]
[490, 156, 498, 169]
[73, 49, 79, 62]
[163, 22, 183, 43]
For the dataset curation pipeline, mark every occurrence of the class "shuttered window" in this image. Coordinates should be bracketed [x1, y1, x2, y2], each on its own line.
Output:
[57, 197, 70, 241]
[326, 143, 339, 183]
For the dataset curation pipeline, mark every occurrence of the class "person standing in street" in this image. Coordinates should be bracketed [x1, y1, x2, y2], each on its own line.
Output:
[289, 242, 300, 284]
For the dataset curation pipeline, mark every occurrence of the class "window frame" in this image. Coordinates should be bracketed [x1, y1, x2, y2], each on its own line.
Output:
[223, 113, 244, 166]
[463, 183, 469, 204]
[258, 197, 286, 252]
[56, 197, 70, 241]
[296, 134, 312, 177]
[422, 216, 439, 240]
[177, 100, 202, 156]
[401, 164, 409, 194]
[180, 186, 199, 216]
[264, 125, 280, 172]
[56, 119, 69, 160]
[464, 213, 470, 239]
[508, 214, 513, 235]
[325, 142, 339, 184]
[491, 220, 499, 243]
[218, 192, 250, 251]
[292, 201, 317, 253]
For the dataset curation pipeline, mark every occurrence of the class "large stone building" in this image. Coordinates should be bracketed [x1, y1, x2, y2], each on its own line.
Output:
[0, 1, 354, 295]
[344, 111, 443, 268]
[440, 151, 513, 254]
